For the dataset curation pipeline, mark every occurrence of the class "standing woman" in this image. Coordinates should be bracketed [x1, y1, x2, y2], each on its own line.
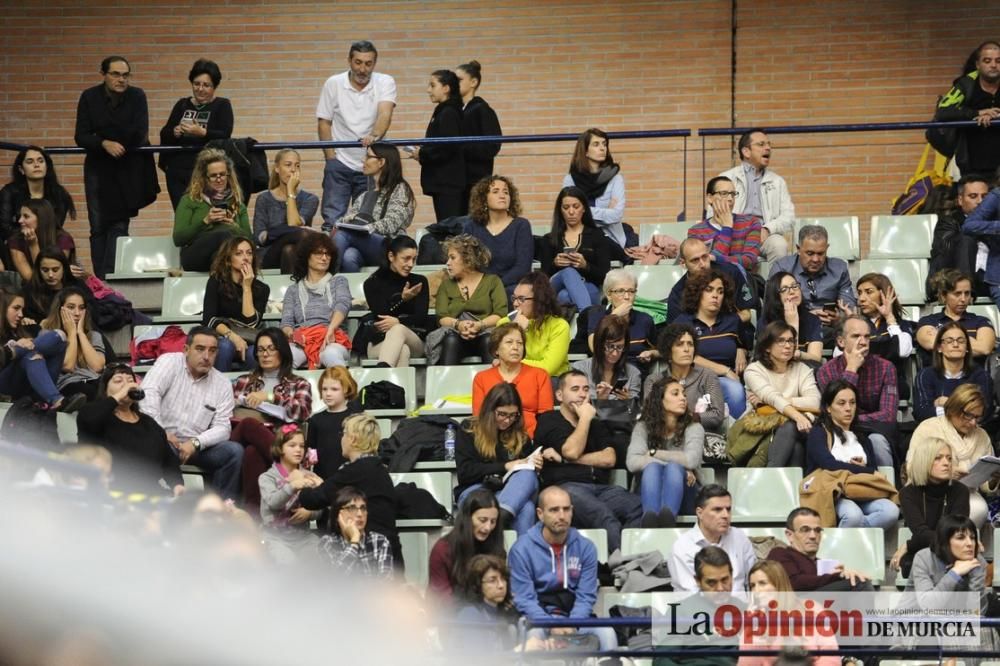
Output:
[410, 69, 465, 221]
[9, 200, 78, 282]
[0, 146, 76, 267]
[562, 128, 627, 252]
[538, 186, 611, 312]
[334, 142, 416, 272]
[456, 60, 502, 215]
[358, 236, 429, 368]
[462, 175, 533, 298]
[202, 236, 270, 372]
[40, 286, 107, 401]
[158, 59, 234, 210]
[253, 149, 319, 274]
[173, 148, 251, 272]
[758, 271, 823, 367]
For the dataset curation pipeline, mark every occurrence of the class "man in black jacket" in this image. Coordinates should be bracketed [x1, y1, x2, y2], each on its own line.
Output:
[934, 41, 1000, 177]
[928, 175, 991, 298]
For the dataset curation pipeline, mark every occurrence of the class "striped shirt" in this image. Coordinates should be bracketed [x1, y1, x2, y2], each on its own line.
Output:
[138, 352, 235, 447]
[673, 313, 743, 369]
[687, 215, 763, 270]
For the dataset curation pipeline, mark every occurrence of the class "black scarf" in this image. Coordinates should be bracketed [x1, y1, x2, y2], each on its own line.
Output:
[569, 164, 620, 203]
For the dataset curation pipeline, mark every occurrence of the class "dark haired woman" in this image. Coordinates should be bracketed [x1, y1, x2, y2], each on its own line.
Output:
[917, 269, 995, 366]
[22, 249, 88, 324]
[627, 377, 704, 523]
[913, 321, 991, 423]
[358, 235, 429, 367]
[159, 58, 234, 209]
[500, 271, 570, 377]
[408, 69, 465, 221]
[281, 233, 351, 369]
[0, 145, 77, 236]
[203, 236, 270, 372]
[429, 488, 505, 599]
[572, 314, 640, 404]
[463, 175, 533, 297]
[334, 142, 415, 272]
[253, 149, 320, 273]
[562, 128, 627, 251]
[538, 186, 611, 312]
[10, 199, 78, 282]
[457, 384, 540, 536]
[76, 363, 183, 495]
[759, 271, 823, 367]
[456, 60, 502, 215]
[644, 323, 726, 434]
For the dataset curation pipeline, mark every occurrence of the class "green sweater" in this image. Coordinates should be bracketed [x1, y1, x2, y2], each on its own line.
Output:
[436, 273, 508, 323]
[173, 195, 251, 247]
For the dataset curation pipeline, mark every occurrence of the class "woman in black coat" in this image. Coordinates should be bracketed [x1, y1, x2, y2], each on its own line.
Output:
[411, 69, 465, 222]
[456, 60, 502, 215]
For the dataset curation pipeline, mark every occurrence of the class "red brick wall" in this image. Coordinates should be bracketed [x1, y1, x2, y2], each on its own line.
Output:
[0, 0, 992, 269]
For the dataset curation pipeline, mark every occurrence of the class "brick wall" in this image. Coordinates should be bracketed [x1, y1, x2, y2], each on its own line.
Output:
[0, 0, 993, 270]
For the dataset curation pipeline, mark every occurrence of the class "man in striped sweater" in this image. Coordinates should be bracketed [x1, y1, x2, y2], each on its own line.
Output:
[687, 176, 763, 273]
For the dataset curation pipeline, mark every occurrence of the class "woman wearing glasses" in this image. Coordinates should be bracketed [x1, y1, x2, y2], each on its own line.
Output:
[916, 269, 996, 367]
[172, 148, 251, 272]
[472, 323, 553, 438]
[498, 272, 570, 378]
[913, 322, 991, 423]
[573, 314, 640, 406]
[584, 269, 656, 365]
[759, 271, 823, 367]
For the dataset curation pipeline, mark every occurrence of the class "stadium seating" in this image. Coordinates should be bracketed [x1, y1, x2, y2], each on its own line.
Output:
[111, 235, 180, 276]
[390, 471, 452, 528]
[818, 527, 886, 586]
[795, 217, 861, 261]
[855, 259, 928, 306]
[152, 276, 208, 324]
[624, 264, 687, 302]
[638, 222, 691, 245]
[420, 364, 490, 415]
[727, 467, 803, 523]
[620, 527, 685, 558]
[867, 214, 937, 259]
[398, 531, 430, 589]
[504, 528, 608, 563]
[298, 366, 417, 417]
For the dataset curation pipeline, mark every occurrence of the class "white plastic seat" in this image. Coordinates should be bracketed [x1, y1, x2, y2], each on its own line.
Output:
[421, 364, 490, 415]
[299, 366, 417, 417]
[638, 222, 692, 245]
[868, 214, 937, 259]
[152, 276, 209, 323]
[391, 471, 453, 527]
[398, 531, 430, 590]
[855, 259, 928, 306]
[624, 264, 687, 302]
[507, 529, 608, 563]
[818, 527, 886, 586]
[620, 527, 686, 558]
[795, 217, 860, 261]
[110, 235, 180, 277]
[727, 467, 803, 523]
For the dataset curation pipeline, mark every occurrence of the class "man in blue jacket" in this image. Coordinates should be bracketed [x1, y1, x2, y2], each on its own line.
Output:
[508, 485, 618, 651]
[963, 185, 1000, 310]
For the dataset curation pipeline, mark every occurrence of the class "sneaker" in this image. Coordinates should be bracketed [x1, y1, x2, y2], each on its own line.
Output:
[56, 393, 87, 413]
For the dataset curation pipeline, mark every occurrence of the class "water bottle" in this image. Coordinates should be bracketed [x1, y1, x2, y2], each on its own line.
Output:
[444, 423, 456, 462]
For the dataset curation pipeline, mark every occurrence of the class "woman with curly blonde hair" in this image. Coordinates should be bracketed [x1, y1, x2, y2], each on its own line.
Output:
[463, 175, 534, 299]
[173, 147, 251, 272]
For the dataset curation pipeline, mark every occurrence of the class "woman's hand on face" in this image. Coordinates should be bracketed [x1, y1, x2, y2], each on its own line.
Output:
[286, 170, 300, 198]
[23, 227, 37, 244]
[60, 307, 76, 335]
[338, 511, 362, 543]
[611, 301, 631, 317]
[109, 381, 132, 406]
[513, 312, 531, 330]
[240, 262, 254, 288]
[245, 390, 267, 408]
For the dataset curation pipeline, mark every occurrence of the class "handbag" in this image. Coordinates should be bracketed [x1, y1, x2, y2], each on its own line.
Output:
[739, 405, 788, 435]
[228, 320, 262, 345]
[703, 431, 730, 465]
[593, 398, 635, 434]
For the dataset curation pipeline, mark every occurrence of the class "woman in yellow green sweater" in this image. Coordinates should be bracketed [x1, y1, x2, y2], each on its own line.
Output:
[173, 148, 251, 271]
[499, 271, 570, 377]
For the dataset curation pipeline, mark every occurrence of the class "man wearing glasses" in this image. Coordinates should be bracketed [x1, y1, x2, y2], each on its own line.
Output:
[688, 176, 764, 272]
[716, 128, 796, 261]
[74, 55, 159, 278]
[768, 507, 872, 591]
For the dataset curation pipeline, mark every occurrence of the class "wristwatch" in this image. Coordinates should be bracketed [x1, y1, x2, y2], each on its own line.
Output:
[191, 438, 202, 452]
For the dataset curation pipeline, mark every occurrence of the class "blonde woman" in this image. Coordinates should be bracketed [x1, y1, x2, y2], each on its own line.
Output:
[253, 148, 319, 273]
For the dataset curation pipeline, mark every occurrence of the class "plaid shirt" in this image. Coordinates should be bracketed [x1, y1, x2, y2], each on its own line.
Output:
[319, 532, 393, 580]
[816, 354, 898, 423]
[231, 374, 313, 423]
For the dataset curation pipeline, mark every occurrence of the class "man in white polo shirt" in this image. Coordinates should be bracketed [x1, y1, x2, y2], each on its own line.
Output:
[316, 40, 397, 231]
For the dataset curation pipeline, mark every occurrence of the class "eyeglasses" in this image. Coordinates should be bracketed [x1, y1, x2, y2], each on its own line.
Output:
[940, 337, 967, 346]
[364, 153, 379, 161]
[712, 190, 738, 199]
[795, 526, 823, 535]
[805, 279, 817, 300]
[106, 71, 131, 80]
[494, 409, 520, 421]
[751, 141, 772, 148]
[257, 345, 277, 355]
[512, 295, 534, 304]
[609, 288, 637, 297]
[778, 283, 801, 294]
[960, 410, 984, 424]
[192, 82, 215, 89]
[340, 504, 368, 514]
[774, 337, 797, 346]
[604, 343, 625, 353]
[312, 250, 332, 257]
[207, 172, 229, 180]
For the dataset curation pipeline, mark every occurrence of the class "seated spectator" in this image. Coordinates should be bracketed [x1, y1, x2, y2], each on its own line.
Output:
[742, 321, 820, 468]
[172, 148, 252, 272]
[666, 237, 757, 327]
[853, 272, 914, 400]
[768, 507, 873, 592]
[22, 249, 88, 324]
[913, 322, 991, 423]
[9, 199, 76, 282]
[428, 234, 506, 365]
[644, 323, 726, 434]
[928, 176, 991, 299]
[307, 367, 362, 479]
[40, 286, 106, 401]
[253, 149, 319, 273]
[769, 225, 856, 343]
[499, 272, 570, 378]
[805, 380, 899, 529]
[585, 268, 656, 365]
[688, 176, 762, 271]
[562, 128, 628, 255]
[462, 175, 533, 299]
[203, 236, 270, 372]
[537, 186, 611, 312]
[357, 236, 430, 368]
[816, 315, 896, 468]
[535, 370, 641, 553]
[916, 269, 995, 367]
[669, 484, 755, 593]
[573, 314, 641, 407]
[456, 384, 540, 535]
[138, 327, 243, 500]
[627, 377, 705, 524]
[455, 553, 547, 652]
[319, 486, 393, 579]
[258, 424, 322, 564]
[76, 363, 183, 495]
[280, 233, 351, 369]
[334, 143, 415, 272]
[892, 437, 971, 577]
[299, 413, 401, 566]
[0, 287, 84, 412]
[472, 323, 553, 438]
[758, 271, 823, 367]
[230, 327, 313, 513]
[907, 384, 996, 529]
[675, 268, 750, 418]
[429, 488, 504, 599]
[508, 485, 618, 651]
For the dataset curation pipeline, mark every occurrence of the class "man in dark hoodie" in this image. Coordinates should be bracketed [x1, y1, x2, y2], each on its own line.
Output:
[508, 485, 618, 651]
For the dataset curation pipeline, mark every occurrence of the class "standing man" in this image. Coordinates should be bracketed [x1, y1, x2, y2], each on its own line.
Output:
[316, 41, 397, 231]
[717, 128, 795, 261]
[74, 55, 158, 278]
[933, 41, 1000, 177]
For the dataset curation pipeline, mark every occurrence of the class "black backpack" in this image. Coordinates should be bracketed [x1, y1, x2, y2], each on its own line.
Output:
[0, 397, 61, 451]
[360, 380, 406, 410]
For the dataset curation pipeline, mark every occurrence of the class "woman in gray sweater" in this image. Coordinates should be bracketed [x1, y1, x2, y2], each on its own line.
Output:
[627, 376, 705, 525]
[643, 323, 725, 433]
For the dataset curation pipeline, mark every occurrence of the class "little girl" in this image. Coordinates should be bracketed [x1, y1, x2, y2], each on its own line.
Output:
[258, 424, 323, 564]
[306, 367, 361, 479]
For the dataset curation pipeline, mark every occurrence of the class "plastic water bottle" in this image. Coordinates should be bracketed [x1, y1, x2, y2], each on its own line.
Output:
[444, 423, 456, 462]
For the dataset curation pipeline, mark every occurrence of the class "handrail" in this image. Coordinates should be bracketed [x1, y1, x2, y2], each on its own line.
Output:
[698, 119, 978, 136]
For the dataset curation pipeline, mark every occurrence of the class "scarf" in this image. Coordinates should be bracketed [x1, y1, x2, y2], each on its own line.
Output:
[569, 164, 620, 203]
[204, 187, 233, 209]
[909, 415, 991, 476]
[297, 273, 334, 322]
